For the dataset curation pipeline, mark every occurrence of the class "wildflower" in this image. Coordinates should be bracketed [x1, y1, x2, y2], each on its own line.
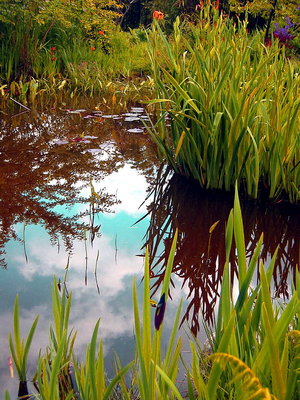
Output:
[51, 46, 56, 51]
[273, 23, 295, 43]
[214, 0, 220, 9]
[51, 56, 56, 61]
[90, 46, 96, 51]
[154, 293, 166, 330]
[153, 10, 164, 20]
[98, 30, 105, 35]
[195, 1, 204, 10]
[264, 37, 272, 47]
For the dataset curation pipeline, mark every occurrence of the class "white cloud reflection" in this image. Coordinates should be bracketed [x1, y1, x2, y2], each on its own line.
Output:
[94, 164, 149, 215]
[0, 163, 192, 397]
[0, 161, 151, 395]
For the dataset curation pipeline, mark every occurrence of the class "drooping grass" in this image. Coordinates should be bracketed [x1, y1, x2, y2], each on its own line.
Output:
[146, 7, 300, 204]
[5, 189, 300, 399]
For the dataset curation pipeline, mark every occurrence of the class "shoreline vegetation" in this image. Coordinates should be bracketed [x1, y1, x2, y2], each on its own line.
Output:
[1, 2, 299, 204]
[1, 1, 299, 398]
[4, 189, 300, 399]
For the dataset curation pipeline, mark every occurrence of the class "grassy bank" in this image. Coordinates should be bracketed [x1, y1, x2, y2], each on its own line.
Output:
[5, 189, 300, 399]
[0, 26, 154, 108]
[0, 0, 154, 107]
[146, 7, 300, 204]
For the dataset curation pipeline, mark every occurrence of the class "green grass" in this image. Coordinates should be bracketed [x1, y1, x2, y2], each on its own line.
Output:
[146, 7, 300, 204]
[0, 26, 154, 107]
[5, 188, 300, 399]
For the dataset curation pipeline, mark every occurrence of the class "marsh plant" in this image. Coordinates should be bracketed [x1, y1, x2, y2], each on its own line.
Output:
[146, 6, 300, 204]
[4, 188, 299, 399]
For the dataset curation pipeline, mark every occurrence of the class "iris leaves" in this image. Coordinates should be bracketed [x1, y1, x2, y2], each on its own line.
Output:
[147, 12, 300, 203]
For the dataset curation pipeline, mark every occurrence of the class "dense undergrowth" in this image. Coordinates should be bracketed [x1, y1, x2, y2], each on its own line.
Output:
[4, 189, 300, 399]
[0, 26, 153, 105]
[146, 7, 300, 204]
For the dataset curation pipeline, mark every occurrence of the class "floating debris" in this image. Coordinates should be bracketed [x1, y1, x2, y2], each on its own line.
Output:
[82, 115, 96, 119]
[82, 149, 102, 154]
[70, 137, 90, 143]
[127, 128, 144, 134]
[122, 113, 139, 117]
[50, 139, 69, 145]
[130, 107, 144, 113]
[124, 117, 140, 122]
[50, 135, 96, 145]
[68, 109, 87, 114]
[101, 114, 119, 119]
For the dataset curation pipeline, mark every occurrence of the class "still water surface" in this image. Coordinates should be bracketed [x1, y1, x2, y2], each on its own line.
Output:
[0, 99, 299, 395]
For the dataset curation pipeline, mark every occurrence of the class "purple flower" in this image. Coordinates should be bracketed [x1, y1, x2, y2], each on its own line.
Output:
[285, 17, 294, 28]
[273, 22, 295, 43]
[154, 293, 166, 330]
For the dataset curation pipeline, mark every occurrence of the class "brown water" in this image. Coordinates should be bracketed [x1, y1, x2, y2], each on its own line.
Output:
[142, 168, 300, 335]
[0, 100, 158, 267]
[0, 98, 299, 394]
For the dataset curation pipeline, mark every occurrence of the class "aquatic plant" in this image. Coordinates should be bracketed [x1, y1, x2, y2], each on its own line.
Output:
[5, 189, 300, 399]
[139, 167, 300, 335]
[146, 7, 300, 203]
[8, 296, 39, 396]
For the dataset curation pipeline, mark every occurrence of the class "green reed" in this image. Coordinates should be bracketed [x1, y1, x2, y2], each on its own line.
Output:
[6, 189, 300, 399]
[146, 7, 300, 203]
[8, 296, 39, 383]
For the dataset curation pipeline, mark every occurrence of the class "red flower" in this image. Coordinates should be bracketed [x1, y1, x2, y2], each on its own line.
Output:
[51, 46, 56, 51]
[195, 1, 204, 10]
[51, 56, 56, 61]
[264, 37, 272, 47]
[98, 30, 105, 35]
[153, 10, 164, 20]
[90, 46, 96, 51]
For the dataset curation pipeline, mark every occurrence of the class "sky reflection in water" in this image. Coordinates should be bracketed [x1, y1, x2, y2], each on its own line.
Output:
[0, 104, 176, 395]
[0, 164, 184, 395]
[1, 101, 299, 395]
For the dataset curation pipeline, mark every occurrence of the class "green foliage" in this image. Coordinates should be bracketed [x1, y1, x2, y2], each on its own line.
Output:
[0, 0, 122, 80]
[5, 190, 300, 399]
[146, 10, 300, 203]
[8, 295, 39, 382]
[229, 0, 300, 24]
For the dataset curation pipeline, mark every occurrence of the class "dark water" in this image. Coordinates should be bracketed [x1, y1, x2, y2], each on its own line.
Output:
[142, 167, 300, 335]
[0, 99, 299, 395]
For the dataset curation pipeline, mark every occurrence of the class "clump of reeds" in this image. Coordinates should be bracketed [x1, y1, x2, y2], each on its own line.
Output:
[5, 188, 300, 399]
[146, 5, 300, 204]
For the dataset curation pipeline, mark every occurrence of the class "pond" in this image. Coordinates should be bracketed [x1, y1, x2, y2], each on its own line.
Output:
[0, 98, 299, 396]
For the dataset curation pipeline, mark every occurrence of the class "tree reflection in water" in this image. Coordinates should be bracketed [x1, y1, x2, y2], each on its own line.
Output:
[141, 167, 300, 336]
[0, 106, 158, 268]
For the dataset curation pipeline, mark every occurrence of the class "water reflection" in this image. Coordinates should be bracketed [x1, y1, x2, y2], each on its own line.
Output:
[0, 104, 158, 268]
[142, 167, 300, 336]
[0, 101, 161, 395]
